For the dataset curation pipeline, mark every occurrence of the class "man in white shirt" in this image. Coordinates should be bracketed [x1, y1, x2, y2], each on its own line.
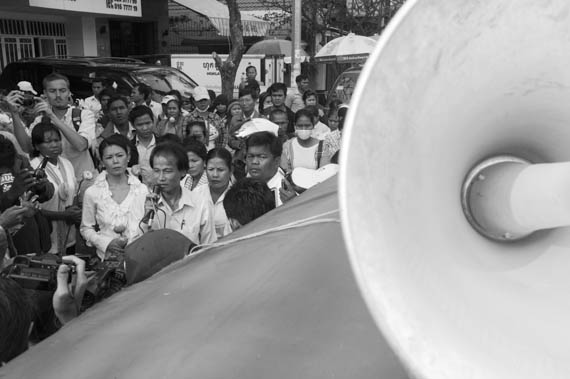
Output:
[148, 142, 217, 245]
[30, 73, 96, 180]
[131, 83, 161, 121]
[82, 78, 106, 118]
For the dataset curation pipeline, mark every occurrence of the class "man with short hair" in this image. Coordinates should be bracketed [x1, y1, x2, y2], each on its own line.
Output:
[245, 131, 287, 207]
[269, 109, 291, 144]
[223, 178, 276, 231]
[239, 65, 259, 90]
[286, 74, 310, 112]
[30, 73, 96, 180]
[130, 105, 156, 185]
[264, 82, 295, 135]
[184, 86, 225, 150]
[239, 87, 262, 121]
[131, 84, 161, 121]
[82, 78, 106, 118]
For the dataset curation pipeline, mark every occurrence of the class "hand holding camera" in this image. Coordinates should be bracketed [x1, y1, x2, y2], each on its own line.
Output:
[52, 255, 92, 325]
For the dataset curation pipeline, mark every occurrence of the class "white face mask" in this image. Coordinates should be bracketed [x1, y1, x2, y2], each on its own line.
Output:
[296, 129, 312, 140]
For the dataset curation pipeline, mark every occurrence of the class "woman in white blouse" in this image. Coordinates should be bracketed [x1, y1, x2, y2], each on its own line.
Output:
[280, 109, 324, 175]
[30, 122, 80, 254]
[81, 134, 148, 261]
[194, 148, 234, 239]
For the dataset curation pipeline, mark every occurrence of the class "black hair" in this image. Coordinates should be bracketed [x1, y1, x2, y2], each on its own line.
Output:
[269, 108, 288, 120]
[0, 277, 32, 363]
[0, 134, 16, 169]
[166, 90, 183, 104]
[207, 89, 216, 102]
[246, 131, 282, 157]
[302, 89, 318, 103]
[107, 94, 129, 109]
[295, 74, 309, 84]
[185, 120, 207, 138]
[213, 94, 228, 107]
[91, 77, 105, 85]
[295, 108, 315, 125]
[268, 82, 287, 96]
[98, 134, 131, 159]
[238, 86, 256, 99]
[42, 72, 69, 90]
[338, 106, 349, 131]
[31, 121, 62, 157]
[246, 65, 257, 74]
[258, 92, 271, 114]
[206, 147, 232, 170]
[182, 137, 208, 162]
[156, 133, 183, 146]
[150, 142, 189, 173]
[223, 178, 275, 225]
[97, 88, 116, 102]
[129, 104, 154, 124]
[134, 83, 152, 100]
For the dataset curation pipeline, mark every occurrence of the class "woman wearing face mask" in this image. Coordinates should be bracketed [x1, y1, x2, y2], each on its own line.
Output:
[155, 96, 186, 140]
[280, 109, 325, 174]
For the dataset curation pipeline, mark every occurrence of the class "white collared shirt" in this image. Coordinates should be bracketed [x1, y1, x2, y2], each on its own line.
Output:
[136, 135, 156, 169]
[194, 184, 232, 239]
[266, 169, 285, 207]
[152, 187, 217, 245]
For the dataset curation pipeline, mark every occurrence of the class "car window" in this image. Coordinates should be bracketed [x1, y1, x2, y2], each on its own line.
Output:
[134, 68, 196, 99]
[329, 70, 361, 105]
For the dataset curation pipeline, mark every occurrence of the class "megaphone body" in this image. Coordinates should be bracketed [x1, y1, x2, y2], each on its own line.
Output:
[340, 0, 570, 378]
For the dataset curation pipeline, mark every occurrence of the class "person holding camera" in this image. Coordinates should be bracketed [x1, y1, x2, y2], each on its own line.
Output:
[0, 254, 90, 364]
[0, 134, 54, 255]
[28, 73, 97, 182]
[30, 121, 81, 255]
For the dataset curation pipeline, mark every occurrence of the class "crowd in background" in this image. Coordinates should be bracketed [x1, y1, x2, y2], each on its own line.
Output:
[0, 65, 347, 363]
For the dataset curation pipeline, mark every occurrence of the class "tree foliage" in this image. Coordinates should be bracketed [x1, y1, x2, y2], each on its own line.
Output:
[260, 0, 406, 53]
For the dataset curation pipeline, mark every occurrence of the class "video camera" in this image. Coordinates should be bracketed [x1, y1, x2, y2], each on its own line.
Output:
[1, 253, 126, 307]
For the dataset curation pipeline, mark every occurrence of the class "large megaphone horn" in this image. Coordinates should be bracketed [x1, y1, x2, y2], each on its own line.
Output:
[340, 0, 570, 378]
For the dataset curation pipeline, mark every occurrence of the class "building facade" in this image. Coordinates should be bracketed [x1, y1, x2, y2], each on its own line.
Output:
[0, 0, 170, 71]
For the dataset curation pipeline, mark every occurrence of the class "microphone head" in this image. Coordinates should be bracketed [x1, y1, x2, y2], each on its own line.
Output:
[152, 185, 162, 196]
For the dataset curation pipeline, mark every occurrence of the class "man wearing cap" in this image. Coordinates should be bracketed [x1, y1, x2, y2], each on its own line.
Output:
[29, 73, 96, 181]
[183, 86, 225, 150]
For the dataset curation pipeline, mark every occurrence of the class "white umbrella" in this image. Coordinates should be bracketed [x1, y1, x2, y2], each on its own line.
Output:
[315, 33, 377, 63]
[246, 39, 310, 63]
[236, 118, 279, 138]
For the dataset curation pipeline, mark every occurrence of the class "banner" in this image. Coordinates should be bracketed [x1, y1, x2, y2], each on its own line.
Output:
[29, 0, 142, 17]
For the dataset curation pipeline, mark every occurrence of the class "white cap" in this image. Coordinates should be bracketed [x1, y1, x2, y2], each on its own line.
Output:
[17, 81, 37, 95]
[161, 95, 178, 105]
[236, 118, 279, 138]
[291, 164, 340, 189]
[193, 86, 210, 102]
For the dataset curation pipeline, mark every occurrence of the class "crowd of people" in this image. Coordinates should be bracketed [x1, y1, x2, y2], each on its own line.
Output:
[0, 67, 347, 364]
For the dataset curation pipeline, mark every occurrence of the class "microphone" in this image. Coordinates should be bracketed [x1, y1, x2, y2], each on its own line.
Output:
[141, 185, 161, 228]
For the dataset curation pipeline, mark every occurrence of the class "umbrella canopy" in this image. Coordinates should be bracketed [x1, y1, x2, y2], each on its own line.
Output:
[246, 39, 310, 63]
[315, 33, 377, 63]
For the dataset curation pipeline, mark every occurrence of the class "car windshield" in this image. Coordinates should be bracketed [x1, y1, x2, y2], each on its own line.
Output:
[134, 68, 196, 99]
[330, 70, 360, 104]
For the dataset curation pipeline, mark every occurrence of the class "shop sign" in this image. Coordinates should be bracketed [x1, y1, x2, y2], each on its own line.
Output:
[29, 0, 142, 17]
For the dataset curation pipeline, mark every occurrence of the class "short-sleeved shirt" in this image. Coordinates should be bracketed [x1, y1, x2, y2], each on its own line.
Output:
[30, 106, 96, 180]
